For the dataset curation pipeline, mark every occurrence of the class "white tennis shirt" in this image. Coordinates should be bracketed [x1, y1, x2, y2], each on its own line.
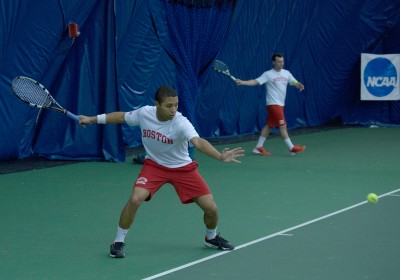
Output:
[124, 106, 199, 168]
[256, 69, 298, 106]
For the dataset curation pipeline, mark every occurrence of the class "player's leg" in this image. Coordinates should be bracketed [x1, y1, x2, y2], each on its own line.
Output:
[279, 123, 306, 155]
[193, 194, 219, 230]
[253, 124, 272, 155]
[253, 106, 272, 156]
[270, 106, 306, 155]
[110, 187, 150, 258]
[193, 194, 234, 250]
[279, 124, 293, 150]
[260, 124, 272, 139]
[110, 159, 166, 258]
[119, 187, 150, 229]
[171, 163, 234, 250]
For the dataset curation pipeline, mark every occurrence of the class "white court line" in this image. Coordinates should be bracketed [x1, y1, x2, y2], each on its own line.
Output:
[142, 188, 400, 280]
[277, 233, 293, 236]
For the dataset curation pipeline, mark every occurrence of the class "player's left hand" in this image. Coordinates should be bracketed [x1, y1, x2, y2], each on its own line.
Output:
[297, 82, 305, 92]
[220, 147, 245, 163]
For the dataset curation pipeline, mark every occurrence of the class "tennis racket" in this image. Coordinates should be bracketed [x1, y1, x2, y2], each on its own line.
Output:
[11, 76, 80, 122]
[211, 60, 237, 81]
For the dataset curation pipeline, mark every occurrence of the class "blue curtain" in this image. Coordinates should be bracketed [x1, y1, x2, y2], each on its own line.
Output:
[148, 0, 236, 127]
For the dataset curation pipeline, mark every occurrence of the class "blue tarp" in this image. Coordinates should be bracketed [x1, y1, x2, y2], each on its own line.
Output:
[1, 0, 399, 161]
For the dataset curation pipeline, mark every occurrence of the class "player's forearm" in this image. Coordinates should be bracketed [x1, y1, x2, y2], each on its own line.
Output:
[101, 112, 126, 124]
[295, 82, 305, 91]
[81, 112, 126, 125]
[236, 79, 259, 86]
[192, 138, 222, 161]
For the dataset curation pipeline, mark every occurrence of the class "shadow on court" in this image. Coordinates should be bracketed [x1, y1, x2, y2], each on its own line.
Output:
[1, 127, 399, 280]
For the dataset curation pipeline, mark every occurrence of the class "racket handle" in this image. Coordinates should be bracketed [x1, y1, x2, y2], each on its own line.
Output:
[66, 111, 81, 122]
[230, 75, 237, 81]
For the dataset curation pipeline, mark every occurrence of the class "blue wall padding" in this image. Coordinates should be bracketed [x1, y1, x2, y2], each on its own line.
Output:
[1, 0, 399, 161]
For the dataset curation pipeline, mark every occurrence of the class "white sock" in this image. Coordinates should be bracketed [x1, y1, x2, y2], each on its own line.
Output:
[114, 226, 129, 243]
[206, 228, 217, 240]
[284, 138, 294, 150]
[256, 136, 266, 147]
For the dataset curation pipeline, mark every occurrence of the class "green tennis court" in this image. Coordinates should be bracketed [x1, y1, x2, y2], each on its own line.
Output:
[1, 127, 399, 279]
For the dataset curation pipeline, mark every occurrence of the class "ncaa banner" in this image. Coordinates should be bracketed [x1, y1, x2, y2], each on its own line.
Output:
[361, 53, 400, 100]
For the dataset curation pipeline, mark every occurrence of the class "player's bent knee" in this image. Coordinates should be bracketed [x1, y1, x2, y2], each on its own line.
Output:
[204, 205, 218, 216]
[127, 195, 145, 209]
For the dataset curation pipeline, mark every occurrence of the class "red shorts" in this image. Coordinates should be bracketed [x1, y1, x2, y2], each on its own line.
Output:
[266, 105, 286, 127]
[133, 159, 211, 204]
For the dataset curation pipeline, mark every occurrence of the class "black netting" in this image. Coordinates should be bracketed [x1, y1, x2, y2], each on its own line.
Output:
[149, 0, 236, 128]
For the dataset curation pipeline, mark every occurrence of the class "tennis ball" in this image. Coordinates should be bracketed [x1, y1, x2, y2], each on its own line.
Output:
[367, 193, 378, 204]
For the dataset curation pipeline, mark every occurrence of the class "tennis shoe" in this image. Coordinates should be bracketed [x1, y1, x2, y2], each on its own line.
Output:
[204, 234, 235, 251]
[290, 145, 306, 156]
[110, 242, 125, 258]
[252, 146, 271, 156]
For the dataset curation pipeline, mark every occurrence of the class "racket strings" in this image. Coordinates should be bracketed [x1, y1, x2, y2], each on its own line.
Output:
[212, 60, 229, 72]
[13, 79, 52, 108]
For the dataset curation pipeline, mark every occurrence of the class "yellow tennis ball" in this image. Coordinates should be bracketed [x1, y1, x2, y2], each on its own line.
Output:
[367, 193, 378, 204]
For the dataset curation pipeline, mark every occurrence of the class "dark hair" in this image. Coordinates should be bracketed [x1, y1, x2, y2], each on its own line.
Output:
[155, 86, 177, 103]
[272, 52, 284, 61]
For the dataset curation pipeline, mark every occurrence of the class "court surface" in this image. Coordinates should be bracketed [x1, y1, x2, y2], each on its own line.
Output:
[1, 127, 399, 280]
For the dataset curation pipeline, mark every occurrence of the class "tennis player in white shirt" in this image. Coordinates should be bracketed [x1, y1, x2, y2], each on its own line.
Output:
[235, 52, 306, 156]
[79, 85, 244, 258]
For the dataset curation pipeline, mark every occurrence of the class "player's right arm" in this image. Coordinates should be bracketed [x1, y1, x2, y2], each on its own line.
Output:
[235, 79, 259, 86]
[79, 112, 126, 125]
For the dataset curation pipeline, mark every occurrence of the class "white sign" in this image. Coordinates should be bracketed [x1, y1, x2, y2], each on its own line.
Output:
[361, 53, 400, 100]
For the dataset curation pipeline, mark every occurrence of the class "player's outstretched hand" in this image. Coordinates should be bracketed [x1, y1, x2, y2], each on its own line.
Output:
[78, 115, 95, 126]
[220, 147, 245, 163]
[296, 82, 305, 92]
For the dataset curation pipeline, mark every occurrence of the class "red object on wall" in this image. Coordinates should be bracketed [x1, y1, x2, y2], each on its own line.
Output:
[68, 23, 80, 38]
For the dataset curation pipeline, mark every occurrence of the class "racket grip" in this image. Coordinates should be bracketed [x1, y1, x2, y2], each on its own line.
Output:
[66, 111, 81, 122]
[230, 75, 237, 81]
